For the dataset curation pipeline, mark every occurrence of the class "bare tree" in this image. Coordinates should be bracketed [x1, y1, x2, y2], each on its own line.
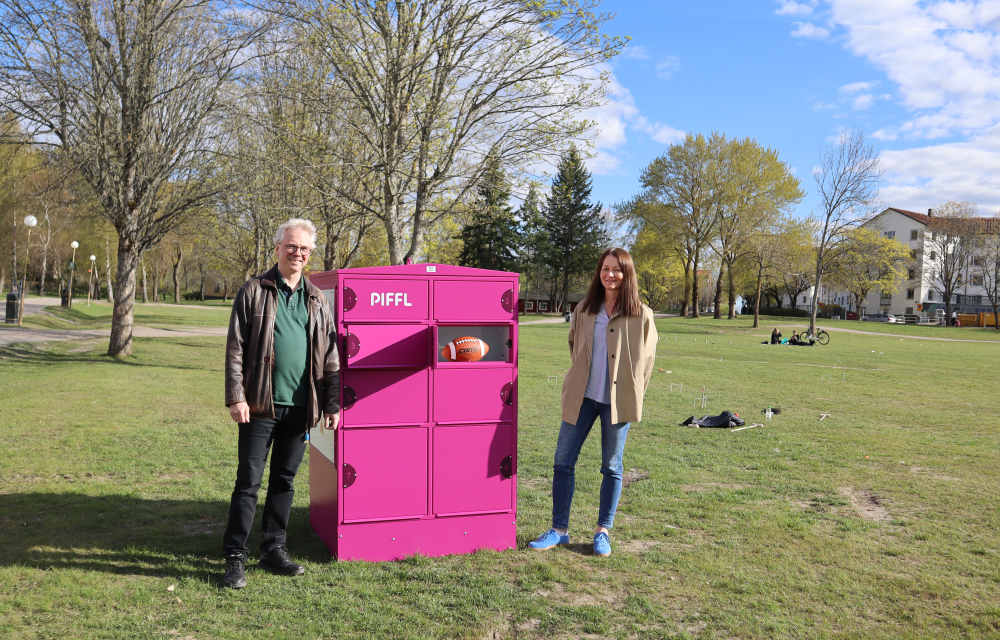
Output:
[808, 129, 883, 333]
[269, 0, 623, 264]
[974, 221, 1000, 329]
[0, 0, 266, 355]
[921, 201, 978, 322]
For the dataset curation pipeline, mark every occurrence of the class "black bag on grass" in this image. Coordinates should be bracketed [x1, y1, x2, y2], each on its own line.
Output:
[680, 411, 745, 428]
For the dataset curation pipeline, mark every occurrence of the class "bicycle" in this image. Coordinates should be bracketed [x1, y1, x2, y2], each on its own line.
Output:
[800, 327, 830, 345]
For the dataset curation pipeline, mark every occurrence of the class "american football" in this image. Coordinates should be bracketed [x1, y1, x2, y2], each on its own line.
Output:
[440, 336, 489, 362]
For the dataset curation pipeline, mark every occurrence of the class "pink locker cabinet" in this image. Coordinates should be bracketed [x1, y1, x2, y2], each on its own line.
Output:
[308, 263, 518, 562]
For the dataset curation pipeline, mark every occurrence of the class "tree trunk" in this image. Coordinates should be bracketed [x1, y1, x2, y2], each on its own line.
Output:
[561, 270, 570, 314]
[726, 260, 736, 320]
[691, 249, 700, 318]
[809, 261, 822, 334]
[753, 265, 763, 329]
[108, 244, 141, 357]
[713, 262, 724, 319]
[679, 257, 691, 318]
[39, 253, 48, 296]
[141, 261, 149, 303]
[993, 305, 998, 329]
[172, 246, 183, 303]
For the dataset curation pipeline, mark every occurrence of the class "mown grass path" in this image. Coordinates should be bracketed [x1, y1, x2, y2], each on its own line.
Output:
[1, 316, 998, 639]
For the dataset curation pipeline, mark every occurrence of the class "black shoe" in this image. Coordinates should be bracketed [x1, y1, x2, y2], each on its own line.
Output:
[259, 545, 305, 576]
[223, 552, 248, 589]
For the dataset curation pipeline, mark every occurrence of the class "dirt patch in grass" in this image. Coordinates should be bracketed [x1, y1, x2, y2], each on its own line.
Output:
[180, 521, 221, 536]
[535, 582, 619, 607]
[619, 539, 661, 553]
[840, 487, 891, 521]
[679, 483, 748, 492]
[622, 468, 650, 487]
[157, 473, 193, 481]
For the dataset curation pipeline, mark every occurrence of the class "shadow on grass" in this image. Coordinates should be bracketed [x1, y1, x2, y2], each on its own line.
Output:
[0, 343, 218, 369]
[0, 492, 332, 582]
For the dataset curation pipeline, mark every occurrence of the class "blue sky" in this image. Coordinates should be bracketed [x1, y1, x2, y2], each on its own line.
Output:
[587, 0, 1000, 218]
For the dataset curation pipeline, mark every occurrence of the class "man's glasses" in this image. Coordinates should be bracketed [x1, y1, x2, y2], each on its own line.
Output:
[279, 243, 312, 255]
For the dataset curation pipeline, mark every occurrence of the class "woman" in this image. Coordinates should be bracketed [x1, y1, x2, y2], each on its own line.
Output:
[528, 248, 658, 557]
[770, 328, 782, 345]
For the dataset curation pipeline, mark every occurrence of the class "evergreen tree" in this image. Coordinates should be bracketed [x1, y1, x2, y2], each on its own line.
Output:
[542, 146, 604, 310]
[457, 160, 519, 271]
[516, 184, 550, 313]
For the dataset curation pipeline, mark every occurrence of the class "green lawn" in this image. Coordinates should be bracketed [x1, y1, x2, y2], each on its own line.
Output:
[22, 302, 232, 330]
[1, 316, 999, 638]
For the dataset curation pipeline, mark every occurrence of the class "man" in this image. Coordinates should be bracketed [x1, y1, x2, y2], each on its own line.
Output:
[222, 218, 340, 589]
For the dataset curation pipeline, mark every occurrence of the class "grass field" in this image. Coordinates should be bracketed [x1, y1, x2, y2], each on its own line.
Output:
[21, 301, 232, 330]
[1, 315, 999, 639]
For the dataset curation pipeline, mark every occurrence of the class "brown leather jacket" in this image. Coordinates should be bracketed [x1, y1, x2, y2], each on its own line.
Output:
[225, 265, 340, 428]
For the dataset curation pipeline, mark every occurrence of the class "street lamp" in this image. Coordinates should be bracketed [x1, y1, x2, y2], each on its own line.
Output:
[87, 255, 97, 307]
[68, 241, 79, 308]
[17, 216, 38, 327]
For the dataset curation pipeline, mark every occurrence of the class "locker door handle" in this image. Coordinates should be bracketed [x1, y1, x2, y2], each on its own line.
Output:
[343, 463, 357, 488]
[343, 386, 357, 410]
[501, 288, 514, 313]
[500, 455, 513, 479]
[343, 287, 357, 312]
[500, 382, 513, 405]
[344, 333, 361, 358]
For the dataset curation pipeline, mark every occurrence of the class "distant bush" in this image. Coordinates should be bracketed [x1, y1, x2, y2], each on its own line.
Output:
[182, 291, 202, 301]
[741, 306, 809, 317]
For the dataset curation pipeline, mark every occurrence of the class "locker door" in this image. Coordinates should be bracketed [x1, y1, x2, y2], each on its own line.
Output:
[433, 368, 513, 423]
[433, 280, 515, 321]
[433, 424, 513, 515]
[342, 427, 428, 522]
[343, 324, 429, 368]
[342, 369, 429, 427]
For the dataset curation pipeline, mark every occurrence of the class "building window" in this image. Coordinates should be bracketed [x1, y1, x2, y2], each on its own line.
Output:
[801, 296, 806, 304]
[910, 229, 918, 240]
[905, 307, 913, 315]
[906, 288, 914, 299]
[910, 249, 917, 259]
[930, 251, 936, 260]
[908, 268, 916, 280]
[884, 230, 895, 239]
[539, 301, 548, 311]
[928, 291, 934, 301]
[526, 300, 534, 310]
[972, 274, 984, 286]
[972, 256, 983, 267]
[214, 282, 221, 293]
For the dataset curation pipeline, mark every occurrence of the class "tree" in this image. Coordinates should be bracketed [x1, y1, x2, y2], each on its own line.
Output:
[0, 0, 265, 355]
[974, 223, 1000, 330]
[457, 160, 518, 271]
[808, 129, 883, 333]
[743, 223, 785, 329]
[631, 226, 682, 310]
[271, 0, 623, 265]
[713, 137, 803, 319]
[632, 133, 727, 318]
[920, 201, 979, 322]
[542, 147, 604, 311]
[772, 216, 817, 310]
[516, 185, 550, 315]
[828, 228, 910, 319]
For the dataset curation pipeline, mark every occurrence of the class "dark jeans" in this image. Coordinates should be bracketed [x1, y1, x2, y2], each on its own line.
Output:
[222, 405, 308, 556]
[551, 398, 631, 531]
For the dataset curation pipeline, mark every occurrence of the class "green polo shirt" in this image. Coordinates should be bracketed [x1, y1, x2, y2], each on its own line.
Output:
[272, 274, 309, 406]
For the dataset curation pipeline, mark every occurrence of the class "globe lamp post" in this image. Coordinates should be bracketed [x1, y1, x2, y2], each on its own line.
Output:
[87, 255, 97, 306]
[68, 241, 79, 308]
[17, 215, 38, 327]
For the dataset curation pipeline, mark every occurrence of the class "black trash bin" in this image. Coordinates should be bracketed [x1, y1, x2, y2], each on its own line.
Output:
[61, 287, 71, 307]
[5, 291, 20, 324]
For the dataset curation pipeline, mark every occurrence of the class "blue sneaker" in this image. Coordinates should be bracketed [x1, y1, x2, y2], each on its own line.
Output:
[528, 528, 569, 550]
[593, 531, 612, 557]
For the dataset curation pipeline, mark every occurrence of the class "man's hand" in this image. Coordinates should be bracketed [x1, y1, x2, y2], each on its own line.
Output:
[229, 401, 250, 424]
[325, 412, 340, 431]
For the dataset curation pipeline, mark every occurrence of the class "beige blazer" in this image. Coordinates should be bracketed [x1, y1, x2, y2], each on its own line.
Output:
[561, 303, 658, 425]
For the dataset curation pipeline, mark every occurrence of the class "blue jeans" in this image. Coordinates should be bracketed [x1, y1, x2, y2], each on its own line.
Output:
[551, 398, 631, 531]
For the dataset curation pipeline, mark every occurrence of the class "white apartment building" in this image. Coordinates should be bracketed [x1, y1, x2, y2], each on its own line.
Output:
[782, 207, 997, 319]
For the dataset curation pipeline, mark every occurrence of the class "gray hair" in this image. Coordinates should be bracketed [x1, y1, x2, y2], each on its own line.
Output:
[273, 218, 318, 249]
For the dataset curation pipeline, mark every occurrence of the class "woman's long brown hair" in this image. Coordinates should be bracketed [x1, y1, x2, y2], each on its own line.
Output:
[579, 247, 643, 317]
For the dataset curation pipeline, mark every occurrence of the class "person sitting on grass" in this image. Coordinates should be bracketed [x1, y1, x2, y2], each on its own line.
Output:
[770, 328, 782, 344]
[527, 247, 658, 558]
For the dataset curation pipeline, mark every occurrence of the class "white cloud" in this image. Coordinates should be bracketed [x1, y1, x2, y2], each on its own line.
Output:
[775, 0, 815, 16]
[656, 56, 680, 80]
[880, 126, 1000, 212]
[852, 94, 874, 110]
[839, 81, 874, 94]
[872, 128, 898, 141]
[582, 73, 685, 175]
[622, 45, 649, 60]
[828, 0, 1000, 138]
[791, 22, 830, 38]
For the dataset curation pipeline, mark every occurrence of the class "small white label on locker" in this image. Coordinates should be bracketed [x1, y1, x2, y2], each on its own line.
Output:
[426, 265, 437, 272]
